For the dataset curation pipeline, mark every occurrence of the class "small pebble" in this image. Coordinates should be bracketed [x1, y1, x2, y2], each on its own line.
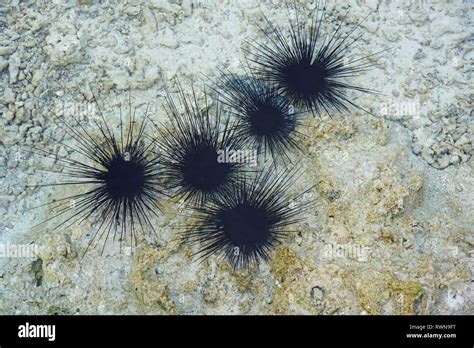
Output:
[2, 87, 15, 104]
[0, 56, 8, 71]
[161, 27, 179, 49]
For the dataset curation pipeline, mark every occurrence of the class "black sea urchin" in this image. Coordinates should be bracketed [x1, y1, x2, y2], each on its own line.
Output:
[30, 96, 164, 253]
[246, 3, 378, 116]
[216, 74, 305, 162]
[184, 169, 312, 268]
[153, 84, 245, 205]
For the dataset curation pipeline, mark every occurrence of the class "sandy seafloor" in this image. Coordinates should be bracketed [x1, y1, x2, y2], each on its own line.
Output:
[0, 0, 472, 315]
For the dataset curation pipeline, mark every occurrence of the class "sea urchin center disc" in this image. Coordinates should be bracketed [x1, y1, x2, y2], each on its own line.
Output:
[182, 144, 231, 191]
[249, 103, 286, 136]
[283, 60, 327, 98]
[105, 155, 145, 199]
[219, 204, 270, 246]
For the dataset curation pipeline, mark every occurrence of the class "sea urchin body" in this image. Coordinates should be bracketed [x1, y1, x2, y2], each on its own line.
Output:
[184, 169, 312, 268]
[32, 97, 164, 253]
[247, 4, 377, 116]
[154, 84, 245, 205]
[217, 75, 304, 162]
